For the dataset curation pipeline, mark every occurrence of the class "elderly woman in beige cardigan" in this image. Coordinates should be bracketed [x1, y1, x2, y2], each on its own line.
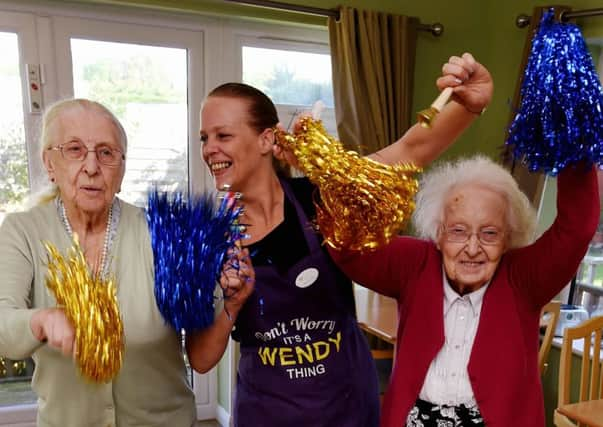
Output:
[0, 99, 203, 426]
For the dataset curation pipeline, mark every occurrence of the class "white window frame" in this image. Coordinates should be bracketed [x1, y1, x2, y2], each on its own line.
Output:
[0, 2, 218, 424]
[0, 10, 43, 196]
[227, 23, 336, 135]
[0, 10, 42, 425]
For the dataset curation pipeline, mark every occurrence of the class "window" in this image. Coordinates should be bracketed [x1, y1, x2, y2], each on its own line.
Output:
[71, 39, 189, 205]
[574, 168, 603, 316]
[0, 32, 29, 224]
[240, 41, 337, 136]
[573, 41, 603, 316]
[0, 12, 40, 422]
[0, 5, 212, 424]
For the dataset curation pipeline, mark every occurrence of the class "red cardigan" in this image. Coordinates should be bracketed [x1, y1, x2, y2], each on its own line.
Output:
[330, 165, 599, 427]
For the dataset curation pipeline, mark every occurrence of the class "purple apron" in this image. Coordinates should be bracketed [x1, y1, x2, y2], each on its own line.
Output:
[233, 179, 379, 427]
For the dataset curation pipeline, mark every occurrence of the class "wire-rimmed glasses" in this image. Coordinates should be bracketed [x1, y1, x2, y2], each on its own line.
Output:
[47, 140, 125, 167]
[441, 224, 505, 246]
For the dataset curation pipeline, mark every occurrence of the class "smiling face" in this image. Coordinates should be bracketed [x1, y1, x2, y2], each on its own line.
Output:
[200, 96, 274, 191]
[437, 183, 509, 294]
[43, 107, 125, 217]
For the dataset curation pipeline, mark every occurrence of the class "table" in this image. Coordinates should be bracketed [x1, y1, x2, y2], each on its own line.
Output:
[353, 284, 398, 346]
[556, 399, 603, 427]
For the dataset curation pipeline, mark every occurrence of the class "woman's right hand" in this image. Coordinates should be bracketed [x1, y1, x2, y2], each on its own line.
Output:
[437, 52, 493, 115]
[30, 308, 75, 357]
[221, 247, 255, 321]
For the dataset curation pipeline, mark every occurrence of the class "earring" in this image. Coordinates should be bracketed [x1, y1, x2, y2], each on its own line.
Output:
[50, 177, 55, 183]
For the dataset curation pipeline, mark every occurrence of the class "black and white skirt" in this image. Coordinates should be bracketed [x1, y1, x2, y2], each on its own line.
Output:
[406, 398, 485, 427]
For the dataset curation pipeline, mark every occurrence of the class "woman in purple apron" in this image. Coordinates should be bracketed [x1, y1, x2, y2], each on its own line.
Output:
[186, 54, 492, 426]
[233, 177, 379, 426]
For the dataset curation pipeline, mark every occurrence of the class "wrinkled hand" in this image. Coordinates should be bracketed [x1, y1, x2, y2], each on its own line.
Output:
[220, 247, 255, 320]
[30, 308, 75, 357]
[437, 52, 493, 114]
[273, 122, 301, 170]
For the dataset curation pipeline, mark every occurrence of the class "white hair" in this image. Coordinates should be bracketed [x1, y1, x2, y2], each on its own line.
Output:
[412, 155, 537, 249]
[31, 98, 127, 206]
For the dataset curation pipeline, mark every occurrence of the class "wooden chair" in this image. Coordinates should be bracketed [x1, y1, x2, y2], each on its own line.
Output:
[554, 316, 603, 427]
[540, 301, 561, 376]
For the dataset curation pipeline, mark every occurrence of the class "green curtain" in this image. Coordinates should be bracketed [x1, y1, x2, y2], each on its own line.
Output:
[328, 7, 418, 154]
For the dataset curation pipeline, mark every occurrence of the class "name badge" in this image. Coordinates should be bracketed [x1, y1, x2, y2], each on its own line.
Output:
[295, 268, 319, 288]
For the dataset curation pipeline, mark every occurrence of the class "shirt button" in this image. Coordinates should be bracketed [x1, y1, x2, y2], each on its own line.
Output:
[451, 373, 457, 377]
[460, 316, 465, 320]
[455, 344, 461, 349]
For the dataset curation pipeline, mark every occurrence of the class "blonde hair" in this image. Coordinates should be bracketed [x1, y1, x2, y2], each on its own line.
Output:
[34, 99, 127, 205]
[412, 155, 537, 249]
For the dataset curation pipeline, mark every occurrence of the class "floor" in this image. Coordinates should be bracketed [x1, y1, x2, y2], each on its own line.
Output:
[197, 421, 222, 427]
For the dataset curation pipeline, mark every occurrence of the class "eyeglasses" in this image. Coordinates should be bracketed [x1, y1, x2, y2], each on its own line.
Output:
[441, 225, 505, 246]
[47, 141, 125, 167]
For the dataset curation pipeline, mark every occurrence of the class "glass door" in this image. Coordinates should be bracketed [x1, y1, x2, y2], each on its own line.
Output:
[50, 14, 216, 418]
[0, 8, 216, 423]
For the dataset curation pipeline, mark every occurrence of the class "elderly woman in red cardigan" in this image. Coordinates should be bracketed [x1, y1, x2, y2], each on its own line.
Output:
[330, 155, 599, 427]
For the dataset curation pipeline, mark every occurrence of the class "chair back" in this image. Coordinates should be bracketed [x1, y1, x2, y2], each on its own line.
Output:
[540, 300, 561, 375]
[557, 315, 603, 407]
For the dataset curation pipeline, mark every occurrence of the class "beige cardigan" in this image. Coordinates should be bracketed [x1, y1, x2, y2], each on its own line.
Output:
[0, 199, 196, 427]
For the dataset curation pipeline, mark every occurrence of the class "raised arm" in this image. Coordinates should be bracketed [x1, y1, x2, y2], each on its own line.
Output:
[186, 248, 254, 373]
[368, 52, 493, 167]
[508, 164, 599, 308]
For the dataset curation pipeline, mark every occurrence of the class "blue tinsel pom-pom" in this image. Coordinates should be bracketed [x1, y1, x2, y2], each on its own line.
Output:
[146, 190, 243, 333]
[506, 9, 603, 175]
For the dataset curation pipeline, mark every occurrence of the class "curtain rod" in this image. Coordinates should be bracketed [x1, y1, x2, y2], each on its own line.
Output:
[516, 8, 603, 28]
[222, 0, 444, 36]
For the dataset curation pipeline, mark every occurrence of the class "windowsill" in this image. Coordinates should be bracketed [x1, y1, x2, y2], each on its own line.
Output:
[0, 403, 37, 425]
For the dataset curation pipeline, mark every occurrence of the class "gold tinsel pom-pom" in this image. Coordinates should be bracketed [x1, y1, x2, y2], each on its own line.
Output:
[44, 238, 124, 383]
[274, 117, 421, 252]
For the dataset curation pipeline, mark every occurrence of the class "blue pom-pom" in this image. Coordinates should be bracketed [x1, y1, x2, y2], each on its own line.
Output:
[506, 9, 603, 175]
[146, 190, 244, 333]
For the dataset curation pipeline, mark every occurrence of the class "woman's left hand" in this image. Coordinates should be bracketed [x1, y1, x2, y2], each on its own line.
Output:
[273, 123, 301, 170]
[437, 52, 493, 115]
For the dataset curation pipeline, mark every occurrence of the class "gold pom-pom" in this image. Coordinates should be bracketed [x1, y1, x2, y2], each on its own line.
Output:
[44, 238, 123, 383]
[275, 117, 421, 252]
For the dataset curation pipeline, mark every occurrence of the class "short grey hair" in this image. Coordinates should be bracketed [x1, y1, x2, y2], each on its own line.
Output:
[34, 98, 127, 205]
[40, 98, 127, 152]
[412, 155, 537, 249]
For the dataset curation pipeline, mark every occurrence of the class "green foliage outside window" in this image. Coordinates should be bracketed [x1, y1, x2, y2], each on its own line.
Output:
[81, 55, 185, 116]
[0, 121, 28, 208]
[259, 66, 334, 107]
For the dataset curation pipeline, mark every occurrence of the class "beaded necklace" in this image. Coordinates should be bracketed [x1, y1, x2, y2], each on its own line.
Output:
[59, 198, 114, 277]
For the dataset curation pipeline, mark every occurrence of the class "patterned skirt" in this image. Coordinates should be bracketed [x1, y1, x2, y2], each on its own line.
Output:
[406, 398, 485, 427]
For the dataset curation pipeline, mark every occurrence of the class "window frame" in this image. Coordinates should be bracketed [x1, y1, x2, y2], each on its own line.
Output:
[0, 2, 218, 424]
[231, 28, 337, 135]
